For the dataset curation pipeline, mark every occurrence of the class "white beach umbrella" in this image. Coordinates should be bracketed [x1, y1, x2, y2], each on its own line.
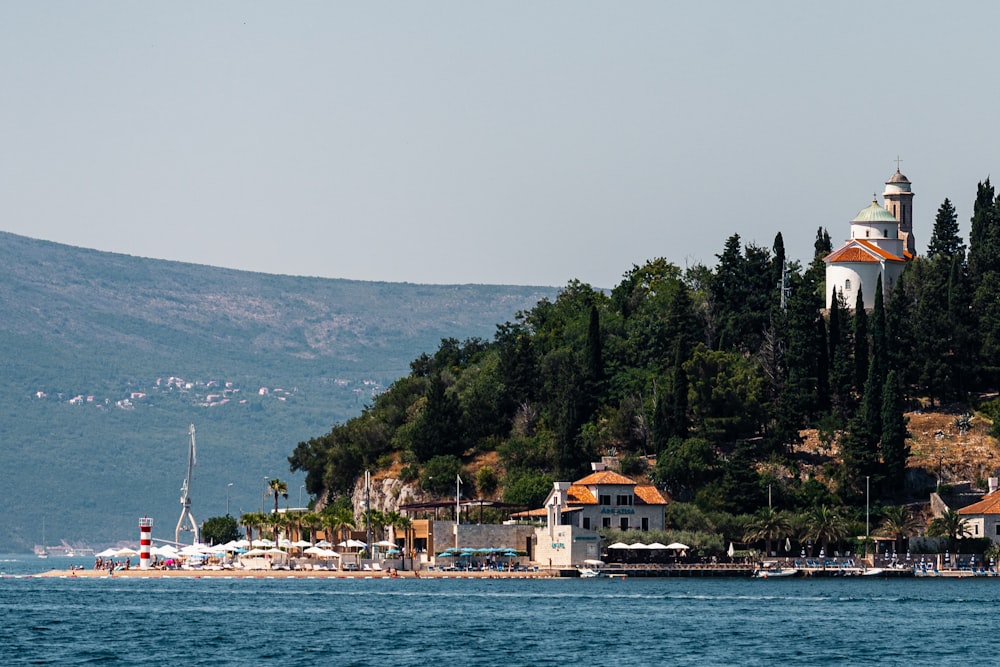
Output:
[303, 546, 326, 555]
[97, 548, 118, 558]
[647, 542, 669, 550]
[338, 539, 366, 549]
[607, 542, 631, 550]
[293, 540, 313, 548]
[115, 547, 139, 557]
[152, 545, 179, 557]
[628, 542, 649, 550]
[664, 542, 690, 550]
[315, 540, 332, 547]
[252, 538, 275, 548]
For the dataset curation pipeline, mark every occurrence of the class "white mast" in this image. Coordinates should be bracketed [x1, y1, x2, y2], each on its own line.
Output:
[174, 424, 199, 544]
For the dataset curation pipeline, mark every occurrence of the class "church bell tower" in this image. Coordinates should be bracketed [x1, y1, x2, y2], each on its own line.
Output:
[883, 159, 915, 257]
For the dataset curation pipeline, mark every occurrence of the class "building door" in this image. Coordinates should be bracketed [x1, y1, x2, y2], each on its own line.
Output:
[619, 517, 628, 530]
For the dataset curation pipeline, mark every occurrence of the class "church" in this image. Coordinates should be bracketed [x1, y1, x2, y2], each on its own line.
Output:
[824, 167, 915, 310]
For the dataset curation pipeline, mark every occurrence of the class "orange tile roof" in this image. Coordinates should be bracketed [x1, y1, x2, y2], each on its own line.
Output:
[825, 246, 880, 263]
[824, 240, 905, 264]
[566, 484, 597, 504]
[855, 239, 905, 261]
[634, 484, 670, 505]
[574, 470, 637, 486]
[958, 490, 1000, 515]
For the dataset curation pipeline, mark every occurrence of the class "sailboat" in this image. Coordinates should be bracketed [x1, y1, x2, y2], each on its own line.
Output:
[34, 518, 48, 558]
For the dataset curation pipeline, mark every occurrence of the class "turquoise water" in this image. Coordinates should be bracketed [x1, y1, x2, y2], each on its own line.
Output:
[0, 555, 990, 665]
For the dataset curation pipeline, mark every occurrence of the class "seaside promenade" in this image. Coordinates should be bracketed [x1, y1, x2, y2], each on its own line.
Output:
[37, 567, 556, 580]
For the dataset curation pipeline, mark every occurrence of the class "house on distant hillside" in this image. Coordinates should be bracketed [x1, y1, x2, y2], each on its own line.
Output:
[515, 464, 670, 567]
[824, 167, 915, 310]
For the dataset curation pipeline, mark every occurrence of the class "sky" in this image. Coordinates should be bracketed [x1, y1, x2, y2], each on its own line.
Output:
[2, 2, 999, 289]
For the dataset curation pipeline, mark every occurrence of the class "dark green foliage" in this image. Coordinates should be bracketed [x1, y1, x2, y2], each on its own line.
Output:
[880, 371, 909, 495]
[926, 198, 965, 260]
[828, 289, 853, 415]
[201, 515, 242, 545]
[853, 287, 869, 394]
[411, 373, 465, 461]
[651, 437, 718, 501]
[501, 470, 554, 508]
[420, 455, 463, 495]
[968, 179, 1000, 284]
[684, 344, 764, 443]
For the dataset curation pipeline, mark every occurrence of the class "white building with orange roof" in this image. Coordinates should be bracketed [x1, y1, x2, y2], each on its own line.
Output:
[957, 478, 1000, 542]
[824, 168, 915, 310]
[526, 464, 670, 567]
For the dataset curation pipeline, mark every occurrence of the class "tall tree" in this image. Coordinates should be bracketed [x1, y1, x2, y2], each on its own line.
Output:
[828, 290, 853, 415]
[926, 198, 965, 260]
[411, 373, 465, 461]
[880, 370, 909, 497]
[853, 287, 869, 394]
[968, 178, 999, 285]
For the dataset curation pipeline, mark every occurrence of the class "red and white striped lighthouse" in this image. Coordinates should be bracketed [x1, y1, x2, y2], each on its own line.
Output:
[139, 516, 153, 570]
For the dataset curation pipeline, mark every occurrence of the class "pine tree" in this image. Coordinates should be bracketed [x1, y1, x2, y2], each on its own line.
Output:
[926, 198, 965, 260]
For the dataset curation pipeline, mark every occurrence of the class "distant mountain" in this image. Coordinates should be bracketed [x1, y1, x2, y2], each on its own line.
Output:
[0, 231, 558, 551]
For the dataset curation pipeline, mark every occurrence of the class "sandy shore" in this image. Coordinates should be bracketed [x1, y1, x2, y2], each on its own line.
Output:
[37, 568, 557, 580]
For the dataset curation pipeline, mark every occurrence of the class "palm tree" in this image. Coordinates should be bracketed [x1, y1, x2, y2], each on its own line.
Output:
[300, 512, 323, 545]
[744, 507, 790, 558]
[928, 509, 971, 548]
[801, 505, 848, 557]
[268, 478, 289, 514]
[324, 507, 357, 547]
[265, 511, 287, 543]
[240, 512, 264, 542]
[876, 505, 921, 555]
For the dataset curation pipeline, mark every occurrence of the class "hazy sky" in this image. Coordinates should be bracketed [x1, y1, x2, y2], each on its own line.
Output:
[3, 2, 998, 288]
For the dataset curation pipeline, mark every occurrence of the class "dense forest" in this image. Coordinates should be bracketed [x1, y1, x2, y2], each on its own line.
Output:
[290, 179, 1000, 553]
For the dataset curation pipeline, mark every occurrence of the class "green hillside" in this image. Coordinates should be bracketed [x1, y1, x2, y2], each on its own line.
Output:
[0, 231, 557, 550]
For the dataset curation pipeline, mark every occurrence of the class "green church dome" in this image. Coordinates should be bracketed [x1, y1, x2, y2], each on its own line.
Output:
[852, 197, 898, 223]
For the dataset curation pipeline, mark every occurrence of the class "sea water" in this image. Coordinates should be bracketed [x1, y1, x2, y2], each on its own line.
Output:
[0, 555, 990, 665]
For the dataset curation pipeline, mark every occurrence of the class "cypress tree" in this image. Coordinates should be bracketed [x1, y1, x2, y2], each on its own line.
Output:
[853, 287, 869, 394]
[880, 370, 909, 497]
[969, 179, 999, 286]
[828, 289, 853, 415]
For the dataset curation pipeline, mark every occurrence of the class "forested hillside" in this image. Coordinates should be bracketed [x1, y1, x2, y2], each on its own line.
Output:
[292, 179, 1000, 552]
[0, 231, 557, 550]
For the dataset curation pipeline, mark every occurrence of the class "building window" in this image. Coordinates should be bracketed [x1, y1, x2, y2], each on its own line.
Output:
[844, 279, 851, 291]
[602, 517, 611, 528]
[995, 523, 1000, 537]
[619, 517, 629, 530]
[599, 494, 611, 506]
[641, 517, 649, 531]
[616, 494, 633, 506]
[582, 517, 591, 530]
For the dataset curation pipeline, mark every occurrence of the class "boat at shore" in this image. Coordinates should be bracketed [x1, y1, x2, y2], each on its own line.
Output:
[753, 566, 797, 578]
